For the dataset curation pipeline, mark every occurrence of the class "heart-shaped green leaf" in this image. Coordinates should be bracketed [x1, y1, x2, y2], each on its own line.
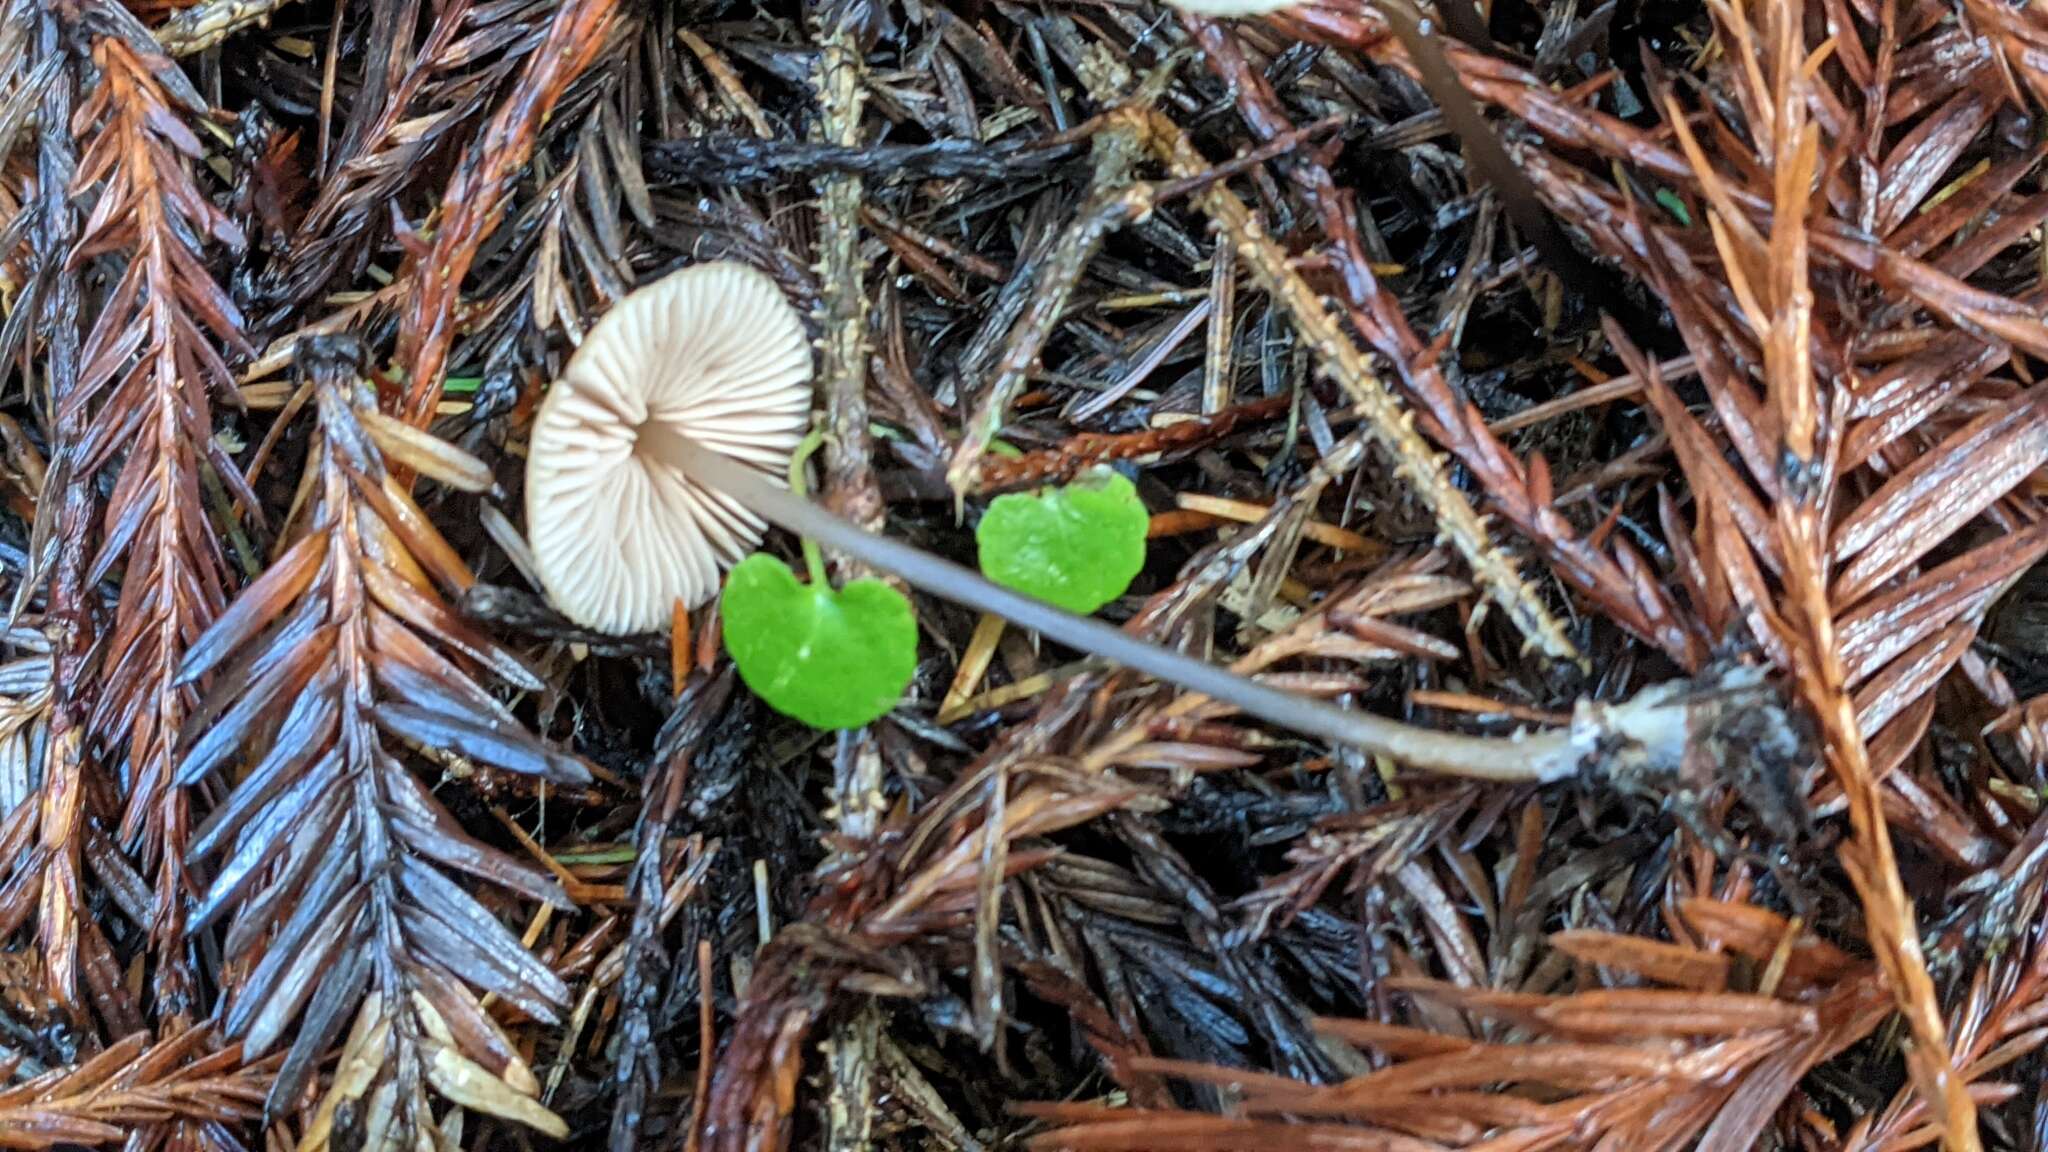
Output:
[976, 468, 1148, 615]
[721, 553, 918, 730]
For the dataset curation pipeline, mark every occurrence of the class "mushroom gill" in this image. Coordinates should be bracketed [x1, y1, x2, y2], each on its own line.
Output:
[525, 261, 813, 634]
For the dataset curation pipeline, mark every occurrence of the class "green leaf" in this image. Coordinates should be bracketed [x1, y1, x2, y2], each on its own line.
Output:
[977, 468, 1148, 615]
[721, 553, 918, 730]
[1653, 187, 1692, 227]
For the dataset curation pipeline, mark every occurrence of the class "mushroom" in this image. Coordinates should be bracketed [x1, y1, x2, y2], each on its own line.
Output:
[528, 262, 1774, 790]
[526, 261, 813, 634]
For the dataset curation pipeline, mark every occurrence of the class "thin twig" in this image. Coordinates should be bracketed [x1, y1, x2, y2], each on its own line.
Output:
[945, 106, 1151, 497]
[813, 10, 883, 563]
[810, 13, 891, 1137]
[645, 135, 1082, 185]
[1139, 107, 1584, 667]
[155, 0, 293, 56]
[1183, 16, 1700, 667]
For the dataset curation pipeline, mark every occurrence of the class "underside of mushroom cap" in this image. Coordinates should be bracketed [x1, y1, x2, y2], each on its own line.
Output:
[526, 261, 813, 634]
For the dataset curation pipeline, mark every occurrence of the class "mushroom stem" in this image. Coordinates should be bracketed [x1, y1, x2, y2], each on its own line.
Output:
[669, 433, 1741, 783]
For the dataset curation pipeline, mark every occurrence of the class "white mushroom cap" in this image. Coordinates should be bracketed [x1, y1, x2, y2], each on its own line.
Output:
[526, 261, 813, 634]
